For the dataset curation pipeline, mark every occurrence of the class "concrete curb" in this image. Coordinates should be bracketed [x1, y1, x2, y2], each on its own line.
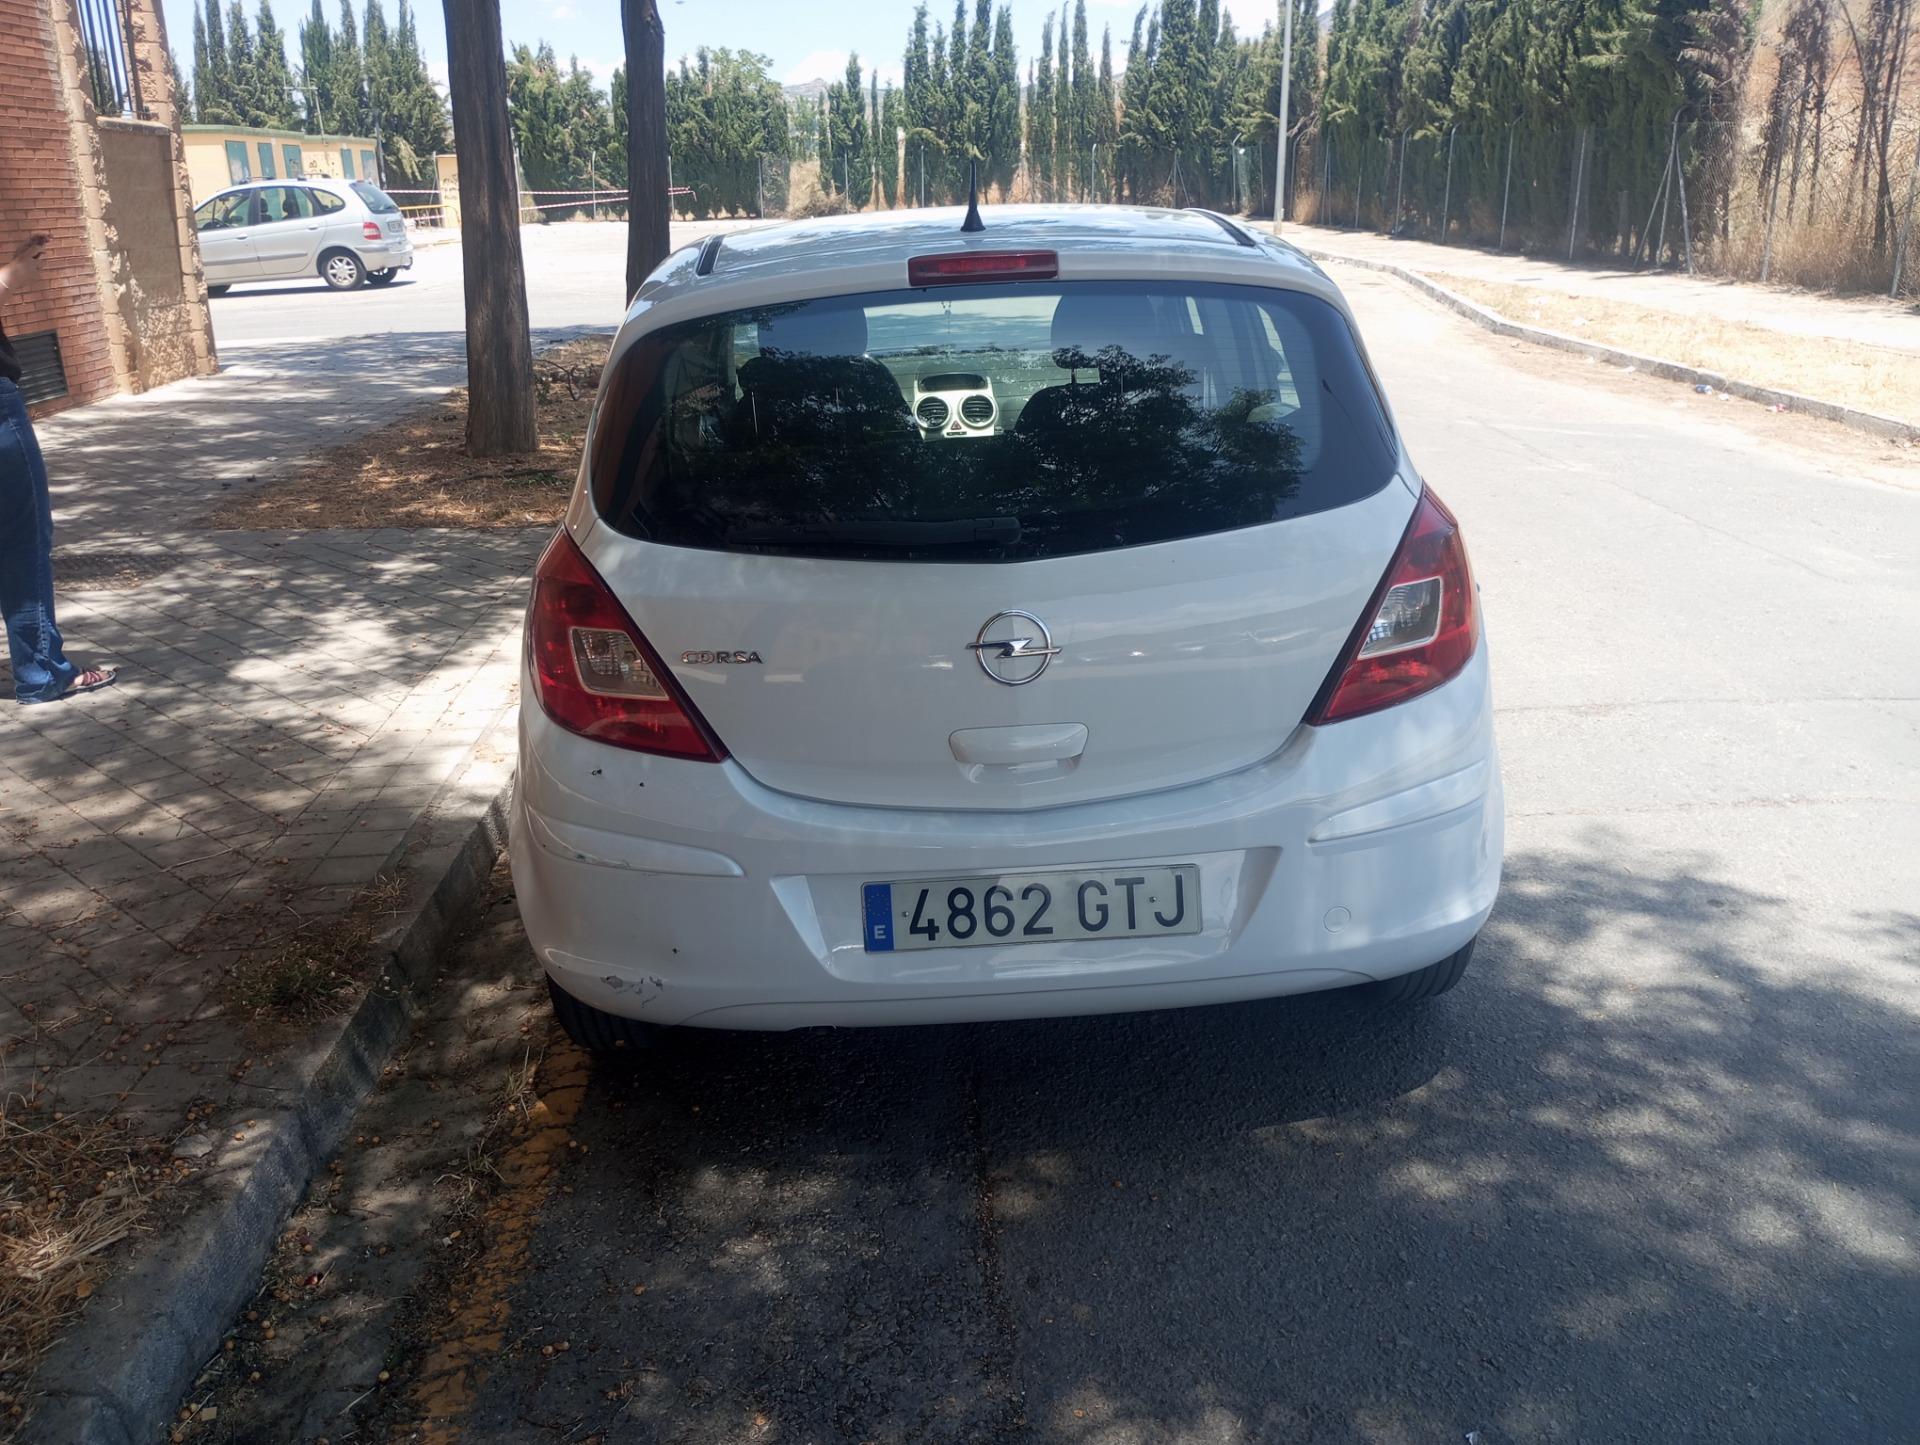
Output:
[24, 707, 519, 1445]
[1301, 247, 1920, 444]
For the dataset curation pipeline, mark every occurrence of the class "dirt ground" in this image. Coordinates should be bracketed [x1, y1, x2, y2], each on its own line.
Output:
[207, 338, 608, 532]
[1431, 273, 1920, 425]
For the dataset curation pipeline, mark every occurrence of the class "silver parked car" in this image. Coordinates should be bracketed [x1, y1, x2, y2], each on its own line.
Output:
[192, 177, 414, 294]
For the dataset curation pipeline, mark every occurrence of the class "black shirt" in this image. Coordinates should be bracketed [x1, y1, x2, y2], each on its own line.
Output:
[0, 318, 18, 385]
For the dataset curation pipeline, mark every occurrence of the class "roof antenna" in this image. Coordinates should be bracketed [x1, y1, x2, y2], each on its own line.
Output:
[960, 159, 986, 233]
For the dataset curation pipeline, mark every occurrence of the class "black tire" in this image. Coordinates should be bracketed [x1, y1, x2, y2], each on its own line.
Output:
[546, 975, 659, 1054]
[365, 268, 398, 287]
[320, 249, 366, 290]
[1361, 939, 1475, 1005]
[206, 283, 231, 297]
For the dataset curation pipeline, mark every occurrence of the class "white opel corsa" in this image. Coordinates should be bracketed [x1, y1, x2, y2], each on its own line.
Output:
[510, 204, 1503, 1051]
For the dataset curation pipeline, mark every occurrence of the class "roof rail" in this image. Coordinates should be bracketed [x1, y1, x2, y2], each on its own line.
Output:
[694, 233, 724, 276]
[1185, 208, 1260, 248]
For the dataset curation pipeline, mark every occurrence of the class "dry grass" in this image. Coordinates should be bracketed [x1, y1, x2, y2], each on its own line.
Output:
[207, 337, 608, 531]
[221, 873, 409, 1033]
[1433, 274, 1920, 424]
[0, 1110, 155, 1400]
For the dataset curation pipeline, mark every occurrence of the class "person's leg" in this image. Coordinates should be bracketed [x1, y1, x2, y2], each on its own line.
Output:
[0, 378, 73, 703]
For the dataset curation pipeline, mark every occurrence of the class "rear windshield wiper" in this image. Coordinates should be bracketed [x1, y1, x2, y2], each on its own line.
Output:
[723, 516, 1022, 549]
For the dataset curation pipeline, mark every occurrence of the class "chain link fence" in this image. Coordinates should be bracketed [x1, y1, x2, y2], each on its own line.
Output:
[1290, 118, 1920, 301]
[668, 120, 1919, 302]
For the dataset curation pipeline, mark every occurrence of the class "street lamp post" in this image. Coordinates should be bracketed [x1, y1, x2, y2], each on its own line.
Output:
[1272, 0, 1294, 234]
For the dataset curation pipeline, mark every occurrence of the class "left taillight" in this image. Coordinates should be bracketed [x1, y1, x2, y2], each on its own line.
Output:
[1307, 487, 1479, 725]
[361, 220, 382, 241]
[524, 530, 725, 761]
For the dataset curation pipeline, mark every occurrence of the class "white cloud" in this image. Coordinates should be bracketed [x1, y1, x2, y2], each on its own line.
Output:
[785, 49, 848, 85]
[549, 2, 574, 18]
[783, 49, 902, 90]
[1090, 0, 1277, 31]
[574, 55, 625, 85]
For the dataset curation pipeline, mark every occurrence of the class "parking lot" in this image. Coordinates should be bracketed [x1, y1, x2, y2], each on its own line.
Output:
[199, 224, 1919, 1442]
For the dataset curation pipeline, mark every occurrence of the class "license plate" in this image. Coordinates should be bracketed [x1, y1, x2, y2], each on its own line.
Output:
[862, 865, 1200, 952]
[386, 219, 404, 232]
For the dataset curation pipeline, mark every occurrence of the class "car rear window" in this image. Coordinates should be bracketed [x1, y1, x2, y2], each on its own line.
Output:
[350, 181, 400, 214]
[589, 280, 1398, 562]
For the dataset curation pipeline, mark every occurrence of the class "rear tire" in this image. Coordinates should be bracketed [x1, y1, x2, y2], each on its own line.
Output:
[320, 249, 366, 290]
[206, 283, 231, 297]
[365, 268, 398, 287]
[1360, 939, 1475, 1005]
[546, 975, 660, 1054]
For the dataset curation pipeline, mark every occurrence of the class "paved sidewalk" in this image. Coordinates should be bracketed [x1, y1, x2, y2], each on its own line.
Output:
[1285, 222, 1920, 356]
[0, 349, 545, 1208]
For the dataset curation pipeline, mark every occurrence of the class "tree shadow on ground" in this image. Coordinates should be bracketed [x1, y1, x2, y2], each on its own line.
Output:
[499, 835, 1918, 1444]
[33, 327, 597, 538]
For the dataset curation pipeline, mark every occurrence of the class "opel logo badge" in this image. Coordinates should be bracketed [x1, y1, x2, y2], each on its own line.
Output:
[967, 610, 1061, 685]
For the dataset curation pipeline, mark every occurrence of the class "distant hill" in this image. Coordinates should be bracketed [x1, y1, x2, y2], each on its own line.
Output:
[784, 78, 832, 101]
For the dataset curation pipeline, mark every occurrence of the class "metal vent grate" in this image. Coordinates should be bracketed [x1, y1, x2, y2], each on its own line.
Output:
[13, 331, 68, 407]
[915, 396, 950, 428]
[959, 394, 995, 426]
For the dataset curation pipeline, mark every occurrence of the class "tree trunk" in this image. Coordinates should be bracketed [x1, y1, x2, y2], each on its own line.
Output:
[624, 0, 670, 300]
[443, 0, 536, 456]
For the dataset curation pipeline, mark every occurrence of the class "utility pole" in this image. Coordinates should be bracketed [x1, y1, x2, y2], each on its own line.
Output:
[1271, 0, 1294, 234]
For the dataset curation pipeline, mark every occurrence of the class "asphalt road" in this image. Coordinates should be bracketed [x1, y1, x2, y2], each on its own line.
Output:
[204, 220, 748, 348]
[188, 234, 1920, 1444]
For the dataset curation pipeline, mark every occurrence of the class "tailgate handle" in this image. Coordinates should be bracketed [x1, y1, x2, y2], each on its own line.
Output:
[949, 723, 1088, 767]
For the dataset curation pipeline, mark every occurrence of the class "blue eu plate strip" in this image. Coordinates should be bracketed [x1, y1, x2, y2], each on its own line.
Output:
[862, 883, 895, 952]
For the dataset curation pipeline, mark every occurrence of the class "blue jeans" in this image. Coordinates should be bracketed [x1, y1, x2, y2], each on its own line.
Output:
[0, 377, 73, 703]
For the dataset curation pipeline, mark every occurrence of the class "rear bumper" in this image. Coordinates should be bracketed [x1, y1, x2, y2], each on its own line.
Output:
[363, 239, 413, 269]
[510, 646, 1503, 1029]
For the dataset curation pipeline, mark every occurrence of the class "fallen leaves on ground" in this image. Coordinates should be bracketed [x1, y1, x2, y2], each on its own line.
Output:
[206, 336, 608, 531]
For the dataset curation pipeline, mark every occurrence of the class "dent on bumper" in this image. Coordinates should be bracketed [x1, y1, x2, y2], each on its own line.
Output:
[510, 650, 1504, 1029]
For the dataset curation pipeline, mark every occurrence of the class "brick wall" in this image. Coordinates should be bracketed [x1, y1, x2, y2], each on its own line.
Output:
[0, 0, 214, 418]
[0, 0, 118, 414]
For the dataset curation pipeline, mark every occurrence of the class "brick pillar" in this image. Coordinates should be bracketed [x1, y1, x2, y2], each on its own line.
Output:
[0, 0, 121, 414]
[123, 0, 218, 382]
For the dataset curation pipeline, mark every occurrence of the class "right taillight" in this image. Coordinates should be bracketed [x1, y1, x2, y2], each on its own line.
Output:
[524, 529, 725, 761]
[1307, 487, 1479, 725]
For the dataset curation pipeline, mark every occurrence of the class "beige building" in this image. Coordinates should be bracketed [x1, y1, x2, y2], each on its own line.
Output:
[182, 123, 381, 204]
[0, 0, 215, 415]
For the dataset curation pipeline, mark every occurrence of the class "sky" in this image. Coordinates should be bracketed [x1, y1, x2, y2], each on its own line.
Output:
[159, 0, 1291, 103]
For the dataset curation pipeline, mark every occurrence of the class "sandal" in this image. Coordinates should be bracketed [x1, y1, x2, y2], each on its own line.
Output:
[18, 666, 118, 705]
[68, 667, 118, 694]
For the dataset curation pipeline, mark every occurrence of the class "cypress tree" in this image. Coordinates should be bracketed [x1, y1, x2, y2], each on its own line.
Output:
[225, 0, 259, 125]
[332, 0, 365, 136]
[299, 0, 334, 132]
[387, 0, 449, 181]
[1029, 14, 1055, 195]
[1068, 0, 1092, 196]
[929, 20, 953, 199]
[202, 0, 236, 124]
[191, 5, 211, 123]
[879, 82, 901, 206]
[988, 4, 1020, 195]
[838, 55, 871, 207]
[1094, 22, 1118, 197]
[965, 0, 992, 173]
[169, 43, 193, 120]
[255, 1, 298, 127]
[1052, 4, 1071, 196]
